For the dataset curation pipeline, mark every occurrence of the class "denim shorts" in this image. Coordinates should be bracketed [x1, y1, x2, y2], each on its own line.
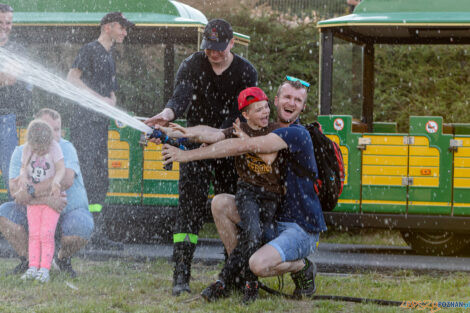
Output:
[0, 201, 94, 240]
[267, 222, 320, 262]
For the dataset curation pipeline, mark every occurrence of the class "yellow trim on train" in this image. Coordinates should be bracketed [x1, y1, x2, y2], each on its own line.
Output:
[454, 179, 470, 188]
[362, 165, 407, 176]
[106, 192, 178, 199]
[361, 200, 450, 206]
[337, 199, 360, 204]
[455, 149, 470, 157]
[143, 171, 180, 180]
[363, 146, 407, 155]
[363, 135, 407, 146]
[142, 194, 179, 199]
[108, 130, 130, 179]
[363, 155, 407, 166]
[363, 176, 404, 185]
[410, 157, 439, 166]
[144, 160, 180, 171]
[409, 147, 439, 156]
[362, 200, 407, 205]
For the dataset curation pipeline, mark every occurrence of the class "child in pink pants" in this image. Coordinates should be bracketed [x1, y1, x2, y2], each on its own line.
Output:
[19, 119, 65, 283]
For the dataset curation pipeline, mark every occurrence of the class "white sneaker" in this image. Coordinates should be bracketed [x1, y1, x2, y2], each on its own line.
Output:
[35, 268, 50, 283]
[20, 267, 38, 280]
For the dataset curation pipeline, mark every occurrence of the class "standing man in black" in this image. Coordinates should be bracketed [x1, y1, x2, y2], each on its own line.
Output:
[145, 19, 258, 296]
[0, 3, 32, 200]
[67, 12, 134, 250]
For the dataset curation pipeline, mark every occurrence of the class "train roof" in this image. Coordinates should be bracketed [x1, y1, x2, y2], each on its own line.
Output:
[7, 0, 250, 45]
[317, 0, 470, 44]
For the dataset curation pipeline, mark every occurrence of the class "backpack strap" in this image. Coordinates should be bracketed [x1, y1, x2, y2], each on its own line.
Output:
[287, 152, 317, 182]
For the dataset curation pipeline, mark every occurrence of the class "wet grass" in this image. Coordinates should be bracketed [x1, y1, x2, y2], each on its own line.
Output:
[320, 228, 408, 247]
[200, 222, 408, 247]
[0, 258, 468, 312]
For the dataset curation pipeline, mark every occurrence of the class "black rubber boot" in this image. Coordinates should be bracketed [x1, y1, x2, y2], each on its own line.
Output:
[172, 242, 196, 296]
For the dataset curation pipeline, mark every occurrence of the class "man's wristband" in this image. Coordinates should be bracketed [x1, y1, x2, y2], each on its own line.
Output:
[27, 184, 35, 198]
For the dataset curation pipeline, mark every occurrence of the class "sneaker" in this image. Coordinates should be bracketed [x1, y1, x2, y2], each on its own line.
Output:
[291, 257, 317, 299]
[7, 258, 29, 276]
[201, 280, 228, 302]
[20, 267, 38, 280]
[35, 268, 50, 283]
[53, 256, 77, 278]
[242, 281, 259, 305]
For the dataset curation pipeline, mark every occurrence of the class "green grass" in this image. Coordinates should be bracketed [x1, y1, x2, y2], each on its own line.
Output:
[201, 222, 409, 247]
[1, 258, 468, 312]
[320, 228, 408, 247]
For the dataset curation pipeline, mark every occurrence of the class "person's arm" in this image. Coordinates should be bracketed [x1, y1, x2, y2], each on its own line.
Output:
[0, 72, 17, 86]
[61, 168, 75, 190]
[109, 91, 117, 106]
[347, 0, 361, 6]
[145, 57, 196, 127]
[231, 121, 277, 165]
[50, 159, 65, 197]
[162, 133, 287, 164]
[66, 68, 115, 106]
[161, 123, 226, 144]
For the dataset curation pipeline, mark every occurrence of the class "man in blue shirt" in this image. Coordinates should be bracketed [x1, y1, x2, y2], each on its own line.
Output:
[162, 79, 324, 300]
[0, 108, 93, 278]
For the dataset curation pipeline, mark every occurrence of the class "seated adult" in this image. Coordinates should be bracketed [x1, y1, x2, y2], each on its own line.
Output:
[162, 78, 324, 300]
[0, 108, 93, 277]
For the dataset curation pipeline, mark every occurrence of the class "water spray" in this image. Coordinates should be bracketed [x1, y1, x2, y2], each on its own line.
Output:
[0, 47, 186, 169]
[0, 47, 151, 133]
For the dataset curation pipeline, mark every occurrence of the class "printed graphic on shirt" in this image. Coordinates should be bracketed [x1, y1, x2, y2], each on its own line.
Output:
[30, 157, 51, 184]
[245, 153, 272, 174]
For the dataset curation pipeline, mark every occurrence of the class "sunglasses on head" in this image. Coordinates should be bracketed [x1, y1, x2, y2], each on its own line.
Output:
[285, 75, 310, 89]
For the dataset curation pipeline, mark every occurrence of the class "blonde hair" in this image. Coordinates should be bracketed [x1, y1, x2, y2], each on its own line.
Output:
[34, 108, 61, 121]
[26, 119, 53, 152]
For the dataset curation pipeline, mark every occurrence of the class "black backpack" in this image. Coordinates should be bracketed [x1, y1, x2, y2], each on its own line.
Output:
[289, 122, 345, 212]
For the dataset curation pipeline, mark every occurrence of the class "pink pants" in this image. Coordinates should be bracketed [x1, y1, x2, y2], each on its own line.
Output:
[27, 205, 60, 270]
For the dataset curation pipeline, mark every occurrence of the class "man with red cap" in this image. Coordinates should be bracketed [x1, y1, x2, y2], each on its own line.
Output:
[160, 86, 283, 303]
[163, 78, 322, 303]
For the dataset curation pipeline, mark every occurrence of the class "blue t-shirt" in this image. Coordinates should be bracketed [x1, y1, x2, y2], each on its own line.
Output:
[273, 124, 327, 233]
[9, 138, 89, 214]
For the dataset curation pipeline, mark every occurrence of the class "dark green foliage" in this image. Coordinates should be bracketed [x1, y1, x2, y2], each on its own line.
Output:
[226, 12, 320, 123]
[375, 45, 470, 132]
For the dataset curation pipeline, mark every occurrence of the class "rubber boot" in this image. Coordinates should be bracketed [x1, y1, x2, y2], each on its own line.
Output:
[172, 242, 196, 296]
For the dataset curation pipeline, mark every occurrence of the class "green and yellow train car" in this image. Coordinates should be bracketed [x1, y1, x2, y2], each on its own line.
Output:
[316, 0, 470, 254]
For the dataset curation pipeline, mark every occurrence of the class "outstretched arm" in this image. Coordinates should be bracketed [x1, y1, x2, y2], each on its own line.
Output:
[67, 68, 115, 106]
[162, 133, 287, 164]
[166, 123, 226, 144]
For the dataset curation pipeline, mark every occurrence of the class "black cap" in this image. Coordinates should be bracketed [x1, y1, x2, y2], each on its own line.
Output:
[100, 12, 135, 28]
[200, 19, 233, 51]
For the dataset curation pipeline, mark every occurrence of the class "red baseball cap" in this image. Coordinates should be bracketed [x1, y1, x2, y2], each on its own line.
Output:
[238, 87, 268, 111]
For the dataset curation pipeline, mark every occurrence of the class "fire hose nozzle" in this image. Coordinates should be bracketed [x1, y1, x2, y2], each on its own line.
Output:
[146, 128, 187, 170]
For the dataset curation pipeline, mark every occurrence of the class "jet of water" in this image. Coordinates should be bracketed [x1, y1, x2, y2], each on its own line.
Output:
[0, 47, 153, 134]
